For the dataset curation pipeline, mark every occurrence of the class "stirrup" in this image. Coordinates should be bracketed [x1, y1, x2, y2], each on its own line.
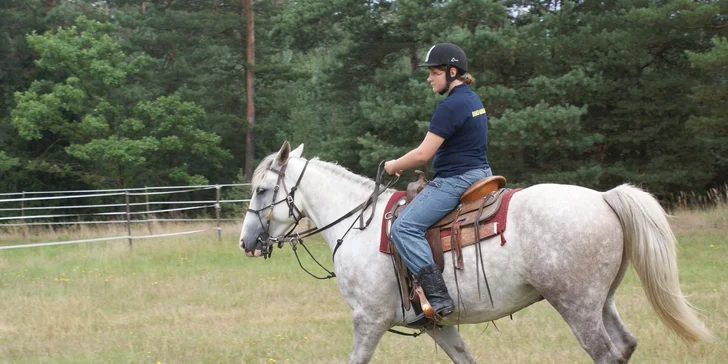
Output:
[410, 281, 443, 324]
[406, 313, 430, 328]
[414, 283, 438, 320]
[406, 305, 452, 327]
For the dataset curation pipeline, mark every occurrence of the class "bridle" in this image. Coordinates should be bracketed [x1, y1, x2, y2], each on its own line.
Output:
[244, 159, 398, 278]
[245, 159, 310, 258]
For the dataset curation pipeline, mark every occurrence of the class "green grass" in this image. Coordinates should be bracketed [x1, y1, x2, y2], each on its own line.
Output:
[0, 215, 725, 363]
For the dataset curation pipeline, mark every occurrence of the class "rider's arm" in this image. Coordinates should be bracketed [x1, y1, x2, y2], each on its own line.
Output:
[385, 132, 444, 174]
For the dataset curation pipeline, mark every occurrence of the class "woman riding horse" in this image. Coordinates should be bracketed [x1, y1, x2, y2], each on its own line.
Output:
[385, 42, 491, 325]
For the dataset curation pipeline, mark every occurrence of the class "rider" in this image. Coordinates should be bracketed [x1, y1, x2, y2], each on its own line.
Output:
[384, 42, 492, 323]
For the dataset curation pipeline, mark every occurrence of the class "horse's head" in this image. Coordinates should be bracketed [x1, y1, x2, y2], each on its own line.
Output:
[239, 141, 306, 258]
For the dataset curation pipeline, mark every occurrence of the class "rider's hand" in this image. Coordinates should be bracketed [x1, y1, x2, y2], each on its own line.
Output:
[384, 160, 402, 176]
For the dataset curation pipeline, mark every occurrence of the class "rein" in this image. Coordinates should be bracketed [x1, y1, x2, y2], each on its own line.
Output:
[247, 160, 399, 279]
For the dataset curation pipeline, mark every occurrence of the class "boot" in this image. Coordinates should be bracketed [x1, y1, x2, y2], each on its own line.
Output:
[418, 264, 455, 317]
[406, 264, 454, 326]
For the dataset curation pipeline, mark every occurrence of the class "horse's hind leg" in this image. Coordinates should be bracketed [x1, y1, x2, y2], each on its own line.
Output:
[531, 244, 628, 362]
[602, 253, 637, 361]
[603, 297, 637, 361]
[549, 300, 626, 364]
[426, 325, 477, 364]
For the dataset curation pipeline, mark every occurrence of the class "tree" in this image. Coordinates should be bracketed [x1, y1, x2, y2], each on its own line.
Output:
[1, 0, 726, 199]
[10, 16, 230, 188]
[113, 0, 288, 183]
[467, 0, 721, 196]
[242, 0, 255, 181]
[688, 36, 728, 186]
[0, 1, 52, 191]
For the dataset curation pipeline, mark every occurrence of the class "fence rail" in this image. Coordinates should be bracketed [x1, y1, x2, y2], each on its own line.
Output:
[0, 183, 247, 197]
[0, 183, 251, 249]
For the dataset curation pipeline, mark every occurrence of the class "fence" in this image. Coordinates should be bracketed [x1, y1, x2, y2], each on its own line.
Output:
[0, 184, 251, 250]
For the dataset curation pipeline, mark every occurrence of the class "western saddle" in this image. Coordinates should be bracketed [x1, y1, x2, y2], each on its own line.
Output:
[385, 171, 511, 324]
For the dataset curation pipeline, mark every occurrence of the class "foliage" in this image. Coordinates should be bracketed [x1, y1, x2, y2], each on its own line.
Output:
[0, 0, 727, 199]
[10, 15, 230, 188]
[688, 36, 728, 186]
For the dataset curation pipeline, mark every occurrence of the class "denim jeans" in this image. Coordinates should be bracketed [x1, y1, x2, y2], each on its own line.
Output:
[391, 167, 493, 275]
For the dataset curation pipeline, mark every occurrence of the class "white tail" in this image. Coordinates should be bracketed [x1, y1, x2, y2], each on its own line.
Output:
[603, 184, 712, 344]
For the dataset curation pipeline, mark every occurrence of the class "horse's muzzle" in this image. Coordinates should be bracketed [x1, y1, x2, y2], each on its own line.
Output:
[246, 249, 263, 257]
[240, 233, 269, 258]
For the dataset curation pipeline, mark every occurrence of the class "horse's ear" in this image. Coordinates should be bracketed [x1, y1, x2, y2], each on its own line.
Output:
[276, 141, 291, 165]
[291, 143, 304, 158]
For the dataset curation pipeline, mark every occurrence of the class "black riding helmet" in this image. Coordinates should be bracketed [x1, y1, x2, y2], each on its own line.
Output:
[418, 42, 468, 95]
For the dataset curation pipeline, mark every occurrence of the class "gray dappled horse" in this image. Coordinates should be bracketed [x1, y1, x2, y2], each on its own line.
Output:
[239, 142, 711, 363]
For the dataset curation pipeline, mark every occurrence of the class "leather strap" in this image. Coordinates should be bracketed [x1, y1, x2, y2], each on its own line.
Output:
[426, 228, 445, 273]
[388, 241, 411, 311]
[452, 219, 464, 270]
[474, 194, 495, 307]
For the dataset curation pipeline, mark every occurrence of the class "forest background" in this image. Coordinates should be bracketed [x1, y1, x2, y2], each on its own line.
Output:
[1, 0, 727, 203]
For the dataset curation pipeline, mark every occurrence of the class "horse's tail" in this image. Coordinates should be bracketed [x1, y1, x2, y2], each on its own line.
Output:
[602, 184, 712, 344]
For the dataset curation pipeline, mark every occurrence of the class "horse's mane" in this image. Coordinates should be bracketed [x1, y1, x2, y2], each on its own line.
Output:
[252, 155, 376, 192]
[309, 158, 376, 190]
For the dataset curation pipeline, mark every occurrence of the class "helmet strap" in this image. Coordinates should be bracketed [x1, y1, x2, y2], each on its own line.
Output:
[439, 65, 456, 95]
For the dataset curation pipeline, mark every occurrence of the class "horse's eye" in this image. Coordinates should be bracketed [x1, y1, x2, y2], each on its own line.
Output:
[256, 187, 267, 195]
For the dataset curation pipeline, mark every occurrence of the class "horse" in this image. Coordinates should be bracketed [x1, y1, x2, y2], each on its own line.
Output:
[238, 142, 711, 363]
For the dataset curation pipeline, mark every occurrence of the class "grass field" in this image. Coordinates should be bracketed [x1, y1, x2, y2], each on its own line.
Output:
[0, 206, 726, 363]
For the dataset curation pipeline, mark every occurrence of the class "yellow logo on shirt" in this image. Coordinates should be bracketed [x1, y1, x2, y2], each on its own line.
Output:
[471, 108, 486, 117]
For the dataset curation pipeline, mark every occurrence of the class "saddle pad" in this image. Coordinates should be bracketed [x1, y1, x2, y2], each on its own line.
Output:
[379, 188, 522, 254]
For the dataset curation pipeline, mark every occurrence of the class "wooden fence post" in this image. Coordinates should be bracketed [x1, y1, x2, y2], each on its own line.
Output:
[126, 191, 132, 248]
[21, 191, 26, 238]
[215, 185, 222, 242]
[145, 186, 152, 234]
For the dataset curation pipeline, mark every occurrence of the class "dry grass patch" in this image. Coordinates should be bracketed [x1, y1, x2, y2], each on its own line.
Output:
[668, 186, 728, 233]
[0, 208, 725, 363]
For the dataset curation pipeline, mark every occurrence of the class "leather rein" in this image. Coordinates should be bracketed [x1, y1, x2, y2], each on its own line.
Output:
[246, 159, 399, 279]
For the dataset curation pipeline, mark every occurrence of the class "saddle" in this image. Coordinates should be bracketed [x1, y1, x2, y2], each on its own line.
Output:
[388, 171, 508, 272]
[381, 171, 519, 324]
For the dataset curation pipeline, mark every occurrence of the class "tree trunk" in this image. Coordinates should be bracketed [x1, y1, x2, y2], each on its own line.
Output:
[47, 0, 54, 11]
[409, 45, 418, 72]
[242, 0, 256, 182]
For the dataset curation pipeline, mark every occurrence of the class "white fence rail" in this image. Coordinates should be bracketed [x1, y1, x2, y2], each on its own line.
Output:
[0, 184, 251, 250]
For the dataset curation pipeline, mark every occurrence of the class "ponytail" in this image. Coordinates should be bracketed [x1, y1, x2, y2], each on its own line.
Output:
[459, 73, 475, 86]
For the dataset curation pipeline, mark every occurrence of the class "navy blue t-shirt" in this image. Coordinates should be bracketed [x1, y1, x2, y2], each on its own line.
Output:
[428, 84, 489, 178]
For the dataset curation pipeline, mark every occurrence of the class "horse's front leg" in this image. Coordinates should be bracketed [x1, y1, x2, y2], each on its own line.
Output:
[428, 325, 478, 364]
[348, 309, 390, 364]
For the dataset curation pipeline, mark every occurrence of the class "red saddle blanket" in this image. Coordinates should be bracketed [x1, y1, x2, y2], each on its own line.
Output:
[379, 189, 520, 254]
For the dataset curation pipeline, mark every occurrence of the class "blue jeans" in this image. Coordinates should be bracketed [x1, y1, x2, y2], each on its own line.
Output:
[391, 167, 493, 275]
